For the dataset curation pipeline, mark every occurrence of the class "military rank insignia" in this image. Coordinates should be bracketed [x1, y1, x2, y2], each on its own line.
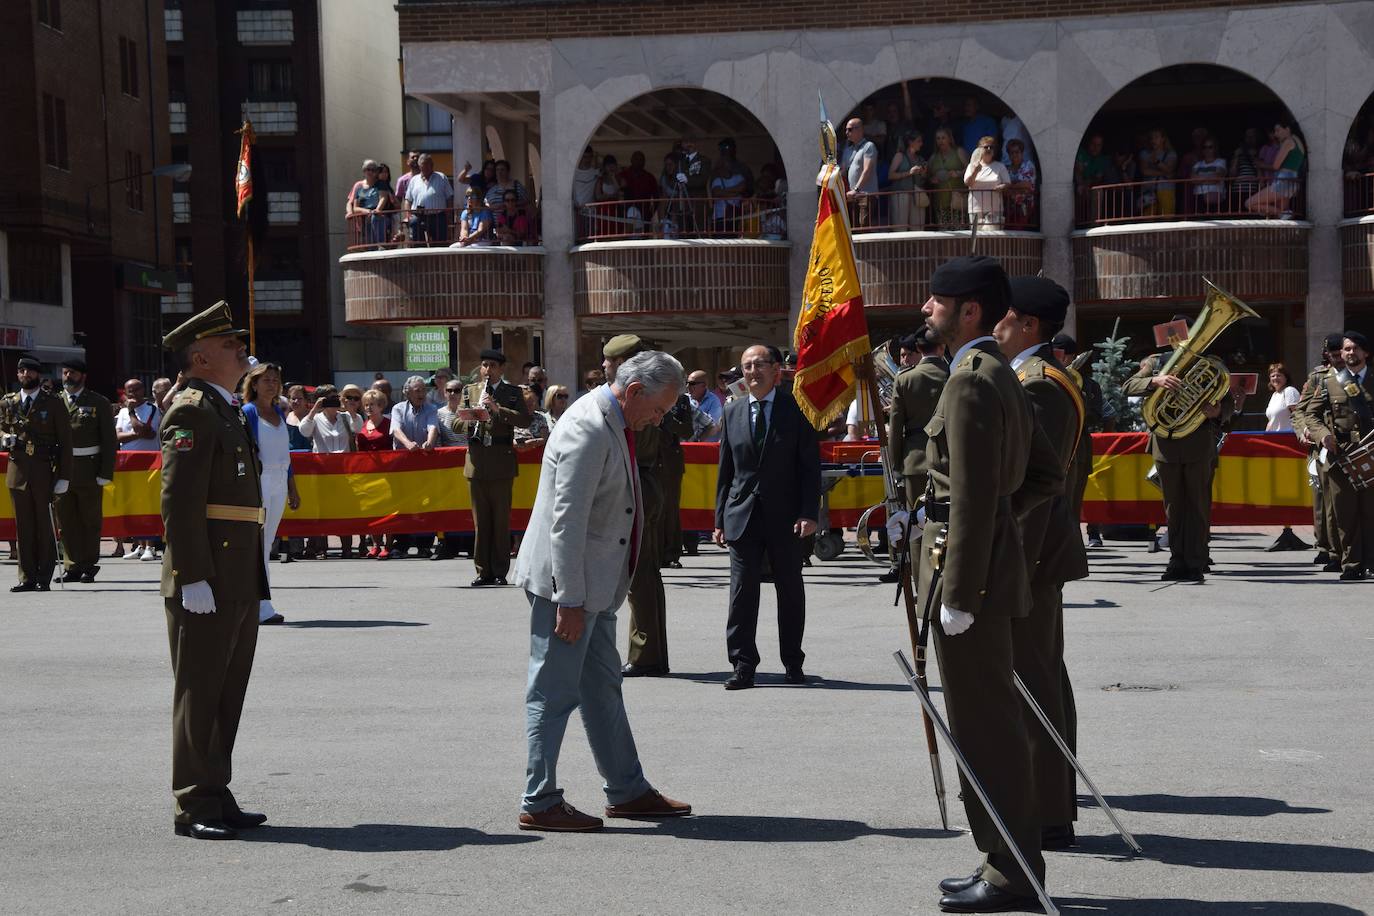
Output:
[173, 429, 195, 452]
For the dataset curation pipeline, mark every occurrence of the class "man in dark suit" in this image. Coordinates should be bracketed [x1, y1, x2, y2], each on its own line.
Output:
[712, 344, 821, 690]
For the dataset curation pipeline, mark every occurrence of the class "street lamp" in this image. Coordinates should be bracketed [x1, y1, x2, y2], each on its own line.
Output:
[85, 162, 193, 233]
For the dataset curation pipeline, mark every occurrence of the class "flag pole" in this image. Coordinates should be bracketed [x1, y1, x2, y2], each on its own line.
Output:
[247, 234, 257, 356]
[235, 118, 258, 356]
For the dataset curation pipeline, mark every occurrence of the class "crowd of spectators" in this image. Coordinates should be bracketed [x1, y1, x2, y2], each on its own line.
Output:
[1074, 120, 1307, 222]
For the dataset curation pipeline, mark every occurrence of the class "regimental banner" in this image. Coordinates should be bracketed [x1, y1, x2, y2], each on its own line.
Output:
[0, 435, 1313, 540]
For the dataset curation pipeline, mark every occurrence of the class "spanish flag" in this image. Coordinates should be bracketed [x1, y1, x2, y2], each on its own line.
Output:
[792, 162, 871, 428]
[235, 120, 255, 218]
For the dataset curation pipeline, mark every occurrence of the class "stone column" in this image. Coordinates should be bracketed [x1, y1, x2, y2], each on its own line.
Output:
[539, 90, 577, 387]
[1306, 162, 1344, 365]
[451, 100, 484, 175]
[1039, 178, 1076, 336]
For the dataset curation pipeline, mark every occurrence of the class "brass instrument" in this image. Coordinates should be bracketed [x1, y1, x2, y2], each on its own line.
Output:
[1141, 280, 1259, 439]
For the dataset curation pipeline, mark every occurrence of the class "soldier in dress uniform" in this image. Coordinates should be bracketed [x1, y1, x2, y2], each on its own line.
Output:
[657, 400, 689, 570]
[1295, 331, 1374, 580]
[1121, 317, 1233, 583]
[3, 356, 73, 591]
[919, 256, 1062, 913]
[1293, 333, 1346, 568]
[459, 348, 531, 587]
[55, 358, 117, 583]
[887, 325, 948, 512]
[602, 335, 692, 678]
[158, 301, 270, 840]
[998, 277, 1089, 851]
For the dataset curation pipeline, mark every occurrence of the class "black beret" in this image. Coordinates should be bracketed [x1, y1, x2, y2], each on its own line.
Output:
[1051, 333, 1078, 353]
[479, 348, 507, 363]
[61, 357, 87, 373]
[896, 333, 920, 352]
[17, 357, 41, 371]
[1343, 330, 1371, 351]
[1326, 332, 1348, 351]
[929, 255, 1010, 305]
[1009, 276, 1070, 324]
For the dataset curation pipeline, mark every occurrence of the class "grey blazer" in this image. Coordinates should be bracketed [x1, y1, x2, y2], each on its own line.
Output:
[512, 387, 641, 614]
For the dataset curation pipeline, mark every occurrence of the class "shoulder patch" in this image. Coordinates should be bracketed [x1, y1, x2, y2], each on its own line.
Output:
[176, 389, 203, 406]
[172, 428, 195, 451]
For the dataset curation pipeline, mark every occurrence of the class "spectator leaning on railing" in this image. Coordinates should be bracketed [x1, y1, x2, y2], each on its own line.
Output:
[964, 135, 1010, 226]
[1246, 120, 1305, 218]
[888, 131, 929, 230]
[404, 154, 454, 245]
[458, 187, 493, 247]
[483, 159, 527, 209]
[1138, 128, 1179, 216]
[346, 159, 391, 247]
[841, 117, 878, 226]
[1191, 139, 1228, 213]
[1004, 139, 1037, 228]
[928, 127, 968, 226]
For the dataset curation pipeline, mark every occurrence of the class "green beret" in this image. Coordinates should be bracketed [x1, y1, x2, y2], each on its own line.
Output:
[162, 300, 247, 352]
[1009, 276, 1070, 324]
[602, 334, 646, 359]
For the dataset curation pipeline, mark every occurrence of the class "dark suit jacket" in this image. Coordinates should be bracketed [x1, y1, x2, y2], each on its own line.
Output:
[715, 388, 821, 541]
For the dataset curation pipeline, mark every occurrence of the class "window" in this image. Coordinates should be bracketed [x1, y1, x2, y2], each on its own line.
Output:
[8, 239, 64, 305]
[125, 151, 144, 211]
[404, 96, 454, 152]
[37, 0, 61, 31]
[130, 295, 161, 382]
[42, 94, 69, 170]
[119, 37, 140, 98]
[249, 59, 293, 98]
[258, 149, 296, 184]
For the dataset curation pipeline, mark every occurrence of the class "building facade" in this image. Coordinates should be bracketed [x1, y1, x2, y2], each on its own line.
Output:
[1, 0, 175, 389]
[363, 0, 1374, 412]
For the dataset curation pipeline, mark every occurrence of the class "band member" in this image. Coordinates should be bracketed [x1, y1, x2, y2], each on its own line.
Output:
[998, 277, 1089, 850]
[56, 358, 117, 583]
[1296, 331, 1374, 580]
[887, 326, 949, 512]
[3, 357, 73, 591]
[1294, 334, 1346, 568]
[919, 255, 1062, 913]
[461, 349, 531, 586]
[158, 301, 269, 840]
[1121, 316, 1233, 583]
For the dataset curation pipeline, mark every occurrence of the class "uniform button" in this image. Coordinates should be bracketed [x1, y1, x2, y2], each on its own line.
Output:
[619, 538, 627, 545]
[222, 541, 230, 547]
[978, 589, 987, 596]
[625, 507, 632, 514]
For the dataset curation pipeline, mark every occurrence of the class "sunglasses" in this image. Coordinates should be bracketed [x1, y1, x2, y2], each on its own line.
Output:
[555, 393, 570, 400]
[344, 395, 361, 401]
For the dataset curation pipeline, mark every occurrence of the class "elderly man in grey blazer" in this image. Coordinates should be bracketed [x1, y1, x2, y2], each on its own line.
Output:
[513, 350, 693, 832]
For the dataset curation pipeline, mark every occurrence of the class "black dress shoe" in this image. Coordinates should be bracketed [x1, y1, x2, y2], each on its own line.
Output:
[494, 576, 508, 586]
[938, 872, 982, 894]
[1323, 561, 1342, 573]
[57, 568, 86, 583]
[724, 666, 754, 690]
[621, 662, 668, 677]
[1160, 567, 1185, 581]
[784, 666, 806, 685]
[1340, 568, 1367, 581]
[261, 614, 285, 625]
[174, 820, 238, 840]
[1314, 551, 1330, 565]
[878, 569, 900, 583]
[1042, 823, 1077, 849]
[80, 570, 98, 584]
[938, 879, 1037, 913]
[470, 576, 495, 587]
[222, 809, 268, 829]
[1183, 569, 1205, 584]
[668, 560, 682, 569]
[35, 581, 50, 591]
[10, 581, 38, 593]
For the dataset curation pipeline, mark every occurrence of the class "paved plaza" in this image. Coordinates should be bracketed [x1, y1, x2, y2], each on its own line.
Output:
[2, 529, 1372, 915]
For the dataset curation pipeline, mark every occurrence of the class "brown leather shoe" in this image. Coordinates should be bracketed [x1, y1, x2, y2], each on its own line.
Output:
[605, 789, 692, 819]
[518, 802, 603, 832]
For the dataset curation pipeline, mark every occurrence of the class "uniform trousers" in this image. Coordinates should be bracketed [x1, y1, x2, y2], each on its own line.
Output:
[1312, 458, 1332, 555]
[934, 613, 1046, 896]
[258, 468, 289, 622]
[725, 511, 806, 671]
[1156, 458, 1213, 571]
[165, 595, 259, 822]
[1327, 464, 1374, 573]
[9, 461, 56, 585]
[469, 477, 514, 579]
[658, 462, 684, 565]
[627, 470, 668, 668]
[1012, 579, 1076, 826]
[523, 592, 651, 813]
[56, 482, 104, 570]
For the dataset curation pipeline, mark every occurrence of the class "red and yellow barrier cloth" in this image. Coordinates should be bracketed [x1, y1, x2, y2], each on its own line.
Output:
[0, 434, 1311, 540]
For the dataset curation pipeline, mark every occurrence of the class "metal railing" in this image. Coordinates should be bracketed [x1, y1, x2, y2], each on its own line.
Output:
[846, 187, 1040, 232]
[574, 196, 787, 243]
[1343, 172, 1374, 217]
[1074, 175, 1305, 227]
[346, 204, 541, 251]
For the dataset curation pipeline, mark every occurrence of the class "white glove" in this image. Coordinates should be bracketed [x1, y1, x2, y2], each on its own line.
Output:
[885, 510, 909, 546]
[940, 604, 974, 636]
[181, 581, 216, 615]
[96, 477, 112, 487]
[53, 479, 69, 496]
[675, 172, 688, 185]
[914, 506, 927, 530]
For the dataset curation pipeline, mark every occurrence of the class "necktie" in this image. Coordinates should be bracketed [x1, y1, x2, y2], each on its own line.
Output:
[624, 427, 640, 572]
[752, 400, 767, 450]
[20, 395, 33, 416]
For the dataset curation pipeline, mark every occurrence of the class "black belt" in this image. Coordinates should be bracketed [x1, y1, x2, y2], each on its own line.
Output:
[926, 500, 950, 523]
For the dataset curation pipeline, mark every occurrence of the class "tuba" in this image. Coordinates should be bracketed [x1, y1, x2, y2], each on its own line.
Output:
[1141, 280, 1260, 439]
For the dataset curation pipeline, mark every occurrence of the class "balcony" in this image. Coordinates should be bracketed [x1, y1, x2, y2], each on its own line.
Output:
[237, 9, 292, 45]
[168, 101, 186, 134]
[1072, 177, 1309, 304]
[241, 101, 296, 135]
[1342, 173, 1374, 300]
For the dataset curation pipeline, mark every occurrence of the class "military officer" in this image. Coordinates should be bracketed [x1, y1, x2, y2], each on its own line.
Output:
[1121, 316, 1233, 583]
[159, 301, 269, 840]
[55, 358, 117, 583]
[1296, 331, 1374, 580]
[997, 277, 1089, 851]
[459, 348, 531, 586]
[1293, 334, 1346, 568]
[919, 256, 1062, 913]
[887, 325, 949, 512]
[3, 356, 73, 591]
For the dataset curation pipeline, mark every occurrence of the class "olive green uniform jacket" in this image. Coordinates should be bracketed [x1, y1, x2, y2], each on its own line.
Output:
[460, 380, 532, 480]
[887, 356, 949, 506]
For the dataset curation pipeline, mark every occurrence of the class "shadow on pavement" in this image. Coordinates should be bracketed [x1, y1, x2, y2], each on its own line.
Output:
[1084, 794, 1330, 817]
[618, 814, 958, 842]
[1066, 833, 1373, 873]
[671, 671, 919, 692]
[244, 823, 537, 851]
[281, 620, 429, 629]
[1058, 898, 1364, 914]
[1063, 599, 1121, 609]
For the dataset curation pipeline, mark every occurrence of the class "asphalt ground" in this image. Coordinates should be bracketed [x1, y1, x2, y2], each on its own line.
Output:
[2, 528, 1371, 915]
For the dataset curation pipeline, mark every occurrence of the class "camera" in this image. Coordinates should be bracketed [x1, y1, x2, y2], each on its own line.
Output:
[320, 395, 341, 408]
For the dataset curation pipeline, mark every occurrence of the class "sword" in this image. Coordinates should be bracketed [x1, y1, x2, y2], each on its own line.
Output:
[896, 651, 1060, 916]
[1013, 672, 1143, 855]
[48, 501, 64, 591]
[896, 518, 949, 830]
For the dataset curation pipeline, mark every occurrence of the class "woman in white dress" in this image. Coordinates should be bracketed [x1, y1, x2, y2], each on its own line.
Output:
[299, 385, 356, 557]
[1264, 362, 1302, 432]
[240, 363, 300, 625]
[964, 135, 1010, 226]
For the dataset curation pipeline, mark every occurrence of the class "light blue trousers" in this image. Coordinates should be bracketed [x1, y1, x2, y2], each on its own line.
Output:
[523, 592, 651, 813]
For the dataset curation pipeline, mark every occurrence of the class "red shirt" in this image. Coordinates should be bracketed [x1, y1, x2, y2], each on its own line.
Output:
[619, 167, 658, 204]
[356, 417, 393, 451]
